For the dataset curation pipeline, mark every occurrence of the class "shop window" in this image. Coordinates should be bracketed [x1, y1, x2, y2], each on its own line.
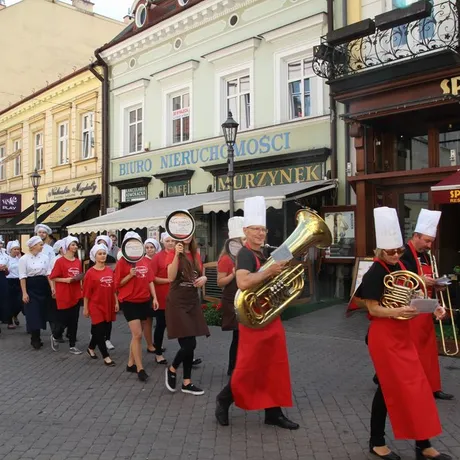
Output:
[0, 145, 4, 180]
[226, 75, 251, 131]
[439, 128, 460, 166]
[398, 192, 428, 240]
[287, 59, 311, 119]
[126, 105, 143, 154]
[395, 135, 428, 171]
[171, 91, 190, 144]
[35, 132, 44, 171]
[58, 121, 69, 165]
[82, 112, 95, 159]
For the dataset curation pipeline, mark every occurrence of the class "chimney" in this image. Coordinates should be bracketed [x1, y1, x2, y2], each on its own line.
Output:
[0, 0, 6, 11]
[72, 0, 94, 13]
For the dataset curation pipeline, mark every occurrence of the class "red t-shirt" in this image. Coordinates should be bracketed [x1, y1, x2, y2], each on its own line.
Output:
[50, 257, 83, 310]
[217, 254, 234, 275]
[83, 266, 116, 325]
[114, 256, 154, 303]
[166, 250, 203, 280]
[152, 250, 172, 310]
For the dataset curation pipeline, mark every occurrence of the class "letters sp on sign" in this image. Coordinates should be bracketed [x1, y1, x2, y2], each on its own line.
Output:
[440, 77, 460, 96]
[450, 189, 460, 203]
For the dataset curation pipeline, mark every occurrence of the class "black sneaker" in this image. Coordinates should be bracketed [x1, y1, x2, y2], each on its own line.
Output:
[137, 369, 149, 382]
[181, 383, 204, 396]
[165, 368, 177, 392]
[126, 364, 137, 373]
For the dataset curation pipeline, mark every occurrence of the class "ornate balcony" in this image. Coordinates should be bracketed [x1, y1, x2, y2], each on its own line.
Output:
[313, 0, 459, 81]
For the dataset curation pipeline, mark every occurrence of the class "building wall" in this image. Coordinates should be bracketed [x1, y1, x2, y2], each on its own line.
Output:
[0, 0, 124, 110]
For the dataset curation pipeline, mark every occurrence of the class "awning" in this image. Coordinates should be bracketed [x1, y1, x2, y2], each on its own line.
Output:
[67, 180, 337, 234]
[431, 170, 460, 204]
[0, 196, 99, 235]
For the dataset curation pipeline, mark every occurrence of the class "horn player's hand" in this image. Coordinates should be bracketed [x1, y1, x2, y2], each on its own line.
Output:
[397, 306, 419, 319]
[267, 262, 285, 277]
[434, 305, 446, 320]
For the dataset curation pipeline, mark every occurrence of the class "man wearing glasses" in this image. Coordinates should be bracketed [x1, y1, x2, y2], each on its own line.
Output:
[215, 196, 299, 430]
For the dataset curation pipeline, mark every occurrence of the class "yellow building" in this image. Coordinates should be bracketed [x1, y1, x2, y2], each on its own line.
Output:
[0, 67, 105, 245]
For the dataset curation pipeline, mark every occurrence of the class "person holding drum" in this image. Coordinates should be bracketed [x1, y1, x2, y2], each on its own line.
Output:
[114, 231, 159, 382]
[217, 217, 245, 376]
[164, 210, 210, 396]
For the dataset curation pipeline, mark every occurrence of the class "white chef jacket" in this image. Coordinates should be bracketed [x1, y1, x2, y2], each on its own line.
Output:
[6, 256, 19, 279]
[18, 252, 51, 279]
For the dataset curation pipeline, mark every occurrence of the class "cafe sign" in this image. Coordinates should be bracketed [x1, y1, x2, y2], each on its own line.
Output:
[0, 193, 21, 215]
[47, 180, 99, 200]
[166, 180, 189, 197]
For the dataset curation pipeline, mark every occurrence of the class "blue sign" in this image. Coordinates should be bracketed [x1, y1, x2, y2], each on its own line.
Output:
[118, 132, 291, 176]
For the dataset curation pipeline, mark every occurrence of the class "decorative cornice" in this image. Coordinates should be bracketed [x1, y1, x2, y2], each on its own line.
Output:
[112, 78, 150, 96]
[202, 37, 261, 63]
[154, 169, 195, 181]
[109, 176, 152, 189]
[152, 60, 200, 81]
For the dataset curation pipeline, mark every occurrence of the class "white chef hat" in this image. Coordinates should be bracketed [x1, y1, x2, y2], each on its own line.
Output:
[243, 196, 266, 228]
[414, 209, 442, 238]
[27, 236, 43, 248]
[144, 238, 161, 252]
[373, 207, 403, 250]
[62, 235, 79, 253]
[6, 240, 20, 255]
[228, 217, 245, 239]
[96, 235, 113, 251]
[161, 232, 172, 242]
[123, 231, 142, 243]
[53, 239, 63, 254]
[35, 224, 52, 235]
[90, 243, 107, 263]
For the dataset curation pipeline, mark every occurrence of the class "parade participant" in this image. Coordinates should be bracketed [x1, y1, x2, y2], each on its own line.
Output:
[150, 232, 174, 365]
[35, 224, 56, 265]
[83, 244, 118, 366]
[361, 206, 451, 460]
[217, 216, 245, 376]
[114, 231, 158, 382]
[0, 241, 9, 332]
[143, 238, 161, 355]
[48, 239, 66, 344]
[49, 236, 83, 355]
[19, 236, 54, 350]
[0, 237, 7, 255]
[215, 196, 299, 430]
[164, 233, 208, 396]
[400, 209, 454, 401]
[6, 240, 22, 329]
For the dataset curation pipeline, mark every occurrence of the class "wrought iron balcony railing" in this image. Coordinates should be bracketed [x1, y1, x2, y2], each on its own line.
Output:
[312, 0, 459, 80]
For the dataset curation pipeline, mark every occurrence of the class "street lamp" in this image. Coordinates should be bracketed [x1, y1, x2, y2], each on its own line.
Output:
[30, 168, 41, 229]
[221, 111, 239, 218]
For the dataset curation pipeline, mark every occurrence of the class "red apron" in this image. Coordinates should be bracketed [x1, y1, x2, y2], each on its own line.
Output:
[407, 242, 441, 393]
[231, 248, 293, 410]
[367, 258, 442, 440]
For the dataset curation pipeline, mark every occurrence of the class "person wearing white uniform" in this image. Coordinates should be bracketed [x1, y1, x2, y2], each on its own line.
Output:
[35, 224, 56, 266]
[19, 236, 54, 349]
[6, 240, 22, 329]
[0, 244, 9, 334]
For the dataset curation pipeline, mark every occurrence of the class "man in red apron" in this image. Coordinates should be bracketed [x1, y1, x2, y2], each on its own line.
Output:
[400, 208, 454, 401]
[215, 196, 299, 430]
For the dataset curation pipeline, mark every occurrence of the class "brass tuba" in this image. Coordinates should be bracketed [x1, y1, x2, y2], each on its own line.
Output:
[381, 270, 427, 320]
[234, 208, 332, 329]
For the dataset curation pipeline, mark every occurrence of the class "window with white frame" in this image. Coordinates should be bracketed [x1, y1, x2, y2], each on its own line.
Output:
[13, 139, 21, 153]
[127, 106, 143, 154]
[58, 121, 69, 165]
[288, 59, 312, 119]
[14, 153, 21, 176]
[226, 75, 251, 131]
[35, 132, 44, 170]
[171, 92, 190, 144]
[82, 112, 95, 159]
[0, 145, 5, 180]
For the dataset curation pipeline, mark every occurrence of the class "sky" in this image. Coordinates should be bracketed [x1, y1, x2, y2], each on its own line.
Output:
[5, 0, 134, 21]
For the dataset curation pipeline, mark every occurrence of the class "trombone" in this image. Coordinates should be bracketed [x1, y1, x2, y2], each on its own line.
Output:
[430, 253, 459, 356]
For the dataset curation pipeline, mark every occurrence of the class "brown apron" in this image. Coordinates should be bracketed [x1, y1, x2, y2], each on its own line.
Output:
[221, 278, 238, 331]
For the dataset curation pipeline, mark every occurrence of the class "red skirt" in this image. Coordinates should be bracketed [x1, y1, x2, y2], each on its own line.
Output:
[231, 317, 292, 410]
[409, 314, 442, 392]
[368, 318, 442, 440]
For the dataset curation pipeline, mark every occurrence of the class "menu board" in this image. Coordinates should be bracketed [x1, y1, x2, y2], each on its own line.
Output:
[350, 257, 374, 297]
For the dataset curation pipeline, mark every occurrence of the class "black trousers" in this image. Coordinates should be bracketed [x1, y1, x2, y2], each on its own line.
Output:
[228, 330, 239, 374]
[55, 304, 80, 347]
[89, 322, 110, 358]
[172, 336, 196, 380]
[153, 310, 166, 355]
[105, 322, 112, 341]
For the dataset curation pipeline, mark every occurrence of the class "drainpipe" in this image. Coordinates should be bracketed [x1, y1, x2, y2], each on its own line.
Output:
[91, 48, 109, 215]
[342, 0, 351, 205]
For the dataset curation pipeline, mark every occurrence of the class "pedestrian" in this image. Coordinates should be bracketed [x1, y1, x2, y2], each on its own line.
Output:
[108, 232, 119, 259]
[114, 231, 159, 382]
[0, 242, 9, 332]
[34, 224, 56, 265]
[19, 236, 54, 350]
[6, 240, 23, 329]
[164, 234, 209, 396]
[217, 217, 245, 376]
[360, 206, 450, 460]
[83, 244, 117, 366]
[49, 236, 83, 355]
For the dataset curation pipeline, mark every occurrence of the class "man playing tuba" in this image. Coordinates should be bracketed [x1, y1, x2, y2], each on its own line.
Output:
[215, 196, 299, 430]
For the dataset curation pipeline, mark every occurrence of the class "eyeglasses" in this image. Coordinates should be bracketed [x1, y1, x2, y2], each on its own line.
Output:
[383, 247, 405, 256]
[247, 227, 268, 234]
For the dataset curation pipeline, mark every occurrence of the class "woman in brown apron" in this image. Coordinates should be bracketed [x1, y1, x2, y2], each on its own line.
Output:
[165, 236, 209, 396]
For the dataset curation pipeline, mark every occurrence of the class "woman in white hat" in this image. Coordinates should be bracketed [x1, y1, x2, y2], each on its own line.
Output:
[35, 224, 56, 265]
[358, 207, 450, 460]
[217, 216, 245, 376]
[0, 240, 10, 331]
[5, 240, 23, 329]
[19, 236, 54, 349]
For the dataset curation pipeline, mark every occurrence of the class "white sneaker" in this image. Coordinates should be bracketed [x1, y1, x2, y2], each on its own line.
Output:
[50, 335, 59, 352]
[106, 340, 115, 350]
[69, 347, 83, 355]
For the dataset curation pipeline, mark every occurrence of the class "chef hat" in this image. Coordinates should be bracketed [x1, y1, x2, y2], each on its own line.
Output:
[414, 209, 442, 238]
[243, 196, 266, 228]
[123, 231, 142, 243]
[144, 238, 161, 252]
[96, 235, 113, 251]
[6, 240, 20, 255]
[373, 207, 403, 250]
[62, 235, 79, 253]
[90, 243, 107, 263]
[228, 217, 245, 239]
[53, 239, 63, 254]
[27, 236, 43, 248]
[161, 232, 172, 242]
[35, 224, 52, 235]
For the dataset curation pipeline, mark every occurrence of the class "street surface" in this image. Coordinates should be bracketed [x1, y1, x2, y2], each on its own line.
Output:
[0, 305, 459, 460]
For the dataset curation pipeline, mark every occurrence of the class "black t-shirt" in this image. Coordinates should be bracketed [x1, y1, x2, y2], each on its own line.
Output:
[359, 261, 402, 302]
[236, 247, 267, 274]
[400, 243, 431, 275]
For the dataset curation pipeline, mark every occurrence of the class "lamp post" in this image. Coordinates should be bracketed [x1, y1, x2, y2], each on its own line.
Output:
[221, 111, 239, 218]
[30, 168, 41, 229]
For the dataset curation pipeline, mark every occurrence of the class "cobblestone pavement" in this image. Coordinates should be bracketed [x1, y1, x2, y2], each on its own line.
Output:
[0, 304, 459, 460]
